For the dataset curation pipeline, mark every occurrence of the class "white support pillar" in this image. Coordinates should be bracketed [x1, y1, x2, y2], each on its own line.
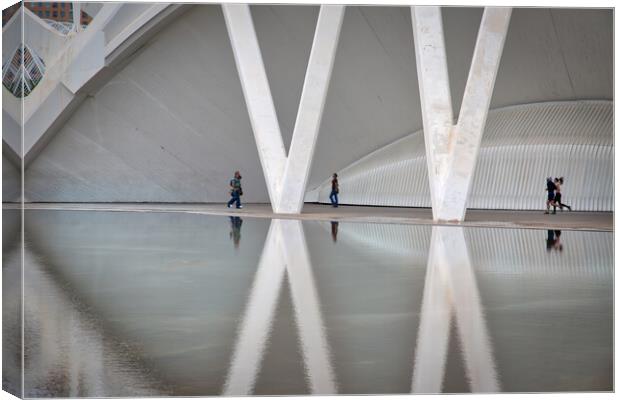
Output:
[277, 6, 344, 213]
[223, 219, 336, 395]
[222, 4, 287, 207]
[411, 226, 499, 393]
[412, 7, 511, 221]
[223, 4, 344, 213]
[411, 6, 454, 222]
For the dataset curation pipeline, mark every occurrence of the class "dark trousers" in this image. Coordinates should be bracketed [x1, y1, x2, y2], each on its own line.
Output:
[228, 191, 241, 208]
[329, 190, 338, 207]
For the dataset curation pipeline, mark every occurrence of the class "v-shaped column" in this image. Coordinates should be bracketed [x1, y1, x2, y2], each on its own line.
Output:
[223, 4, 344, 213]
[412, 7, 511, 221]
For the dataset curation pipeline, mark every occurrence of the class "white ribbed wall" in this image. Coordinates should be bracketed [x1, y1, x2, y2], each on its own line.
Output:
[310, 101, 613, 211]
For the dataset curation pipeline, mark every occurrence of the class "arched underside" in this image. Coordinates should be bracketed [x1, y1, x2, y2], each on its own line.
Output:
[309, 101, 613, 212]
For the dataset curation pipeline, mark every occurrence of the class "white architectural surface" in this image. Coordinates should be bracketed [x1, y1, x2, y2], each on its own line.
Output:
[310, 101, 613, 212]
[4, 5, 611, 212]
[412, 7, 511, 221]
[224, 4, 343, 213]
[2, 2, 187, 165]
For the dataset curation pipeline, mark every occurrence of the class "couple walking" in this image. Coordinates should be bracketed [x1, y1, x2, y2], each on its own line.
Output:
[545, 177, 571, 214]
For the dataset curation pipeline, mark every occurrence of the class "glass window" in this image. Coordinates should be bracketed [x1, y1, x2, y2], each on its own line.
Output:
[45, 10, 50, 17]
[60, 11, 64, 17]
[52, 11, 57, 17]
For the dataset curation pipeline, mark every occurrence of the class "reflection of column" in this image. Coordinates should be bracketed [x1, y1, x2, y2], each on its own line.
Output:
[412, 226, 499, 393]
[447, 229, 499, 392]
[280, 220, 337, 394]
[224, 219, 336, 395]
[411, 227, 452, 393]
[22, 249, 160, 396]
[222, 222, 287, 395]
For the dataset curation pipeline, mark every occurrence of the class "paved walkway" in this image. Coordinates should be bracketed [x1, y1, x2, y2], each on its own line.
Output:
[6, 202, 613, 232]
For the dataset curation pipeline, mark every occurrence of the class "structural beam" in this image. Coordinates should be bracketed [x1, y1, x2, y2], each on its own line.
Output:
[411, 226, 499, 393]
[1, 3, 187, 167]
[411, 6, 454, 221]
[72, 2, 82, 32]
[222, 4, 286, 206]
[412, 7, 511, 221]
[223, 4, 344, 213]
[277, 7, 344, 213]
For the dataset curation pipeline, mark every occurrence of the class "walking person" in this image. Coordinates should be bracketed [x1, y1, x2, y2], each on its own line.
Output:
[545, 177, 556, 214]
[554, 177, 572, 211]
[329, 173, 339, 208]
[227, 171, 243, 209]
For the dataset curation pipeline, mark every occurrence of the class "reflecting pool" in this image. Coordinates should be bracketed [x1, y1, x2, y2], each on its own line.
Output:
[3, 210, 613, 396]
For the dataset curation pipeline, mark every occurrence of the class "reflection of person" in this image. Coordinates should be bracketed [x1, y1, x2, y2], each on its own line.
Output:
[227, 171, 243, 209]
[331, 221, 339, 243]
[229, 216, 243, 249]
[545, 230, 563, 252]
[329, 173, 339, 208]
[546, 230, 555, 251]
[553, 230, 563, 251]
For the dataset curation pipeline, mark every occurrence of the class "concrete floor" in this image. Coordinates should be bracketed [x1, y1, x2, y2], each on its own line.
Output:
[7, 202, 613, 232]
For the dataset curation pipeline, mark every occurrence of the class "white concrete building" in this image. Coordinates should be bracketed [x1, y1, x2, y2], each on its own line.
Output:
[2, 3, 613, 220]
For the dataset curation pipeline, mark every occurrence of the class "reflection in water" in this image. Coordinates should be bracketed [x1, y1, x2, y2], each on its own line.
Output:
[2, 209, 22, 398]
[224, 219, 336, 395]
[412, 227, 498, 393]
[331, 221, 339, 243]
[546, 230, 563, 252]
[22, 246, 168, 397]
[12, 210, 613, 396]
[229, 216, 243, 249]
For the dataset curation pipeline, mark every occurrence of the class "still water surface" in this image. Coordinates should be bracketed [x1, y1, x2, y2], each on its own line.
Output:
[2, 210, 613, 396]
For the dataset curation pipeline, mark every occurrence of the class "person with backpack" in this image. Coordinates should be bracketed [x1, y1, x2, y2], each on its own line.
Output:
[329, 173, 339, 207]
[227, 171, 243, 209]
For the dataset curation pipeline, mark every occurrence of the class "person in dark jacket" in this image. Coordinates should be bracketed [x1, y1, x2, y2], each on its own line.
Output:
[544, 177, 556, 214]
